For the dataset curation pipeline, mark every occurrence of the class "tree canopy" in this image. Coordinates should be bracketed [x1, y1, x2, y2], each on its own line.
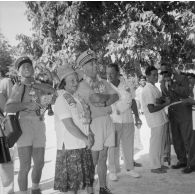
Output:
[0, 33, 14, 75]
[15, 1, 195, 76]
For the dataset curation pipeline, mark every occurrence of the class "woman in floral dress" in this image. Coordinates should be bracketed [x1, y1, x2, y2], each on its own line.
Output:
[54, 67, 94, 194]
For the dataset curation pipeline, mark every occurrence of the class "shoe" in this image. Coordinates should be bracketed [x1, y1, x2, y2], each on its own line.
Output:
[171, 162, 187, 169]
[99, 187, 112, 194]
[182, 166, 195, 174]
[109, 173, 118, 181]
[31, 188, 42, 194]
[151, 168, 167, 174]
[161, 165, 169, 170]
[134, 161, 142, 167]
[126, 170, 141, 178]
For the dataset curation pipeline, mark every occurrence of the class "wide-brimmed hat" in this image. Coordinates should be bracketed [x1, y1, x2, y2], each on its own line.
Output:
[76, 49, 96, 68]
[15, 56, 32, 70]
[56, 66, 75, 82]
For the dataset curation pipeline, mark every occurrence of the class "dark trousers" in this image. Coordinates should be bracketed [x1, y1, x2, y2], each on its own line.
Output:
[170, 118, 192, 164]
[188, 131, 195, 167]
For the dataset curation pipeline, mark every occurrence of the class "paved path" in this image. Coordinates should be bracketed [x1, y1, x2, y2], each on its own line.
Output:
[1, 114, 195, 194]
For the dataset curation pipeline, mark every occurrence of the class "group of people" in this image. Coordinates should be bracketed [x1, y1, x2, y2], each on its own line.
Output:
[0, 49, 194, 194]
[53, 50, 143, 194]
[140, 64, 195, 174]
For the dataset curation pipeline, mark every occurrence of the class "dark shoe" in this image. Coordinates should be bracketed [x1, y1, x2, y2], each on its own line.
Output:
[161, 165, 169, 170]
[151, 168, 167, 174]
[182, 166, 195, 174]
[171, 162, 187, 169]
[134, 161, 142, 167]
[164, 157, 171, 165]
[99, 187, 112, 194]
[31, 189, 42, 194]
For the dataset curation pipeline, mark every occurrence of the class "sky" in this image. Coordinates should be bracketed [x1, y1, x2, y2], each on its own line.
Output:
[0, 1, 32, 46]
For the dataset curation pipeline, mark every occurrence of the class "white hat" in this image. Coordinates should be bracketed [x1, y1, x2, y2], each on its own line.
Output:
[56, 66, 75, 81]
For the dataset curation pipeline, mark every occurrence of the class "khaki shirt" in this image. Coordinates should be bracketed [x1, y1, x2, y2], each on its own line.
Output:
[6, 83, 42, 118]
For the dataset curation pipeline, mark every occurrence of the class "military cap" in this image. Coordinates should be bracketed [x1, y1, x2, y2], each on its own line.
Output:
[15, 56, 32, 70]
[76, 49, 97, 68]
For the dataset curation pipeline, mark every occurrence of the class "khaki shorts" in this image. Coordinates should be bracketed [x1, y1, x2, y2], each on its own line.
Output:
[17, 116, 46, 148]
[90, 115, 115, 151]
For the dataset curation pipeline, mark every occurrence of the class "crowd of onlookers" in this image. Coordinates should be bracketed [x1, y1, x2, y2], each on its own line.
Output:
[0, 50, 195, 194]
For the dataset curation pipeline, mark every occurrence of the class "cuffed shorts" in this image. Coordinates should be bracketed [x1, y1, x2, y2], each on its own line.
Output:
[90, 115, 115, 151]
[17, 116, 46, 148]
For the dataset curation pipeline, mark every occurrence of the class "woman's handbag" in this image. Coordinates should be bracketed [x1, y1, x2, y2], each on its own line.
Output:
[0, 84, 26, 148]
[0, 110, 22, 148]
[6, 113, 23, 148]
[0, 123, 11, 163]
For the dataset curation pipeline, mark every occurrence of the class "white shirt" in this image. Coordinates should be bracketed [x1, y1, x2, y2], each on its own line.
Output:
[110, 77, 134, 123]
[141, 82, 168, 128]
[54, 91, 88, 150]
[135, 86, 144, 112]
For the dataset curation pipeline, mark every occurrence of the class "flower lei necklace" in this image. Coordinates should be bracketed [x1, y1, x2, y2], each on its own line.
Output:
[83, 74, 106, 93]
[63, 91, 91, 125]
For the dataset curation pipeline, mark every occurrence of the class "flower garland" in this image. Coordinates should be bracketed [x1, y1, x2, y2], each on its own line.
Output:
[63, 91, 91, 125]
[77, 94, 91, 125]
[83, 74, 106, 94]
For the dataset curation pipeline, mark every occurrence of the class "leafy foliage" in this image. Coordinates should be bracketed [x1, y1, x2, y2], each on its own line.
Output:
[0, 33, 13, 75]
[15, 1, 195, 76]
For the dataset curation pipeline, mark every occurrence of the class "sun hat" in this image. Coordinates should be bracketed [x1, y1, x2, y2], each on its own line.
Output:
[56, 66, 75, 81]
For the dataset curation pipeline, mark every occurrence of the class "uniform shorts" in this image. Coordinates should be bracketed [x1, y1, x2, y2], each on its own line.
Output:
[90, 115, 115, 151]
[17, 116, 46, 148]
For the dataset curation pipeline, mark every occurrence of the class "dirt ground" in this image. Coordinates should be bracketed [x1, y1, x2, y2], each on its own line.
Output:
[1, 114, 195, 194]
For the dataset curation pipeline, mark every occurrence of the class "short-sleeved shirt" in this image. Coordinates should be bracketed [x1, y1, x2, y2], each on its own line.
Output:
[54, 91, 88, 150]
[135, 86, 144, 111]
[6, 83, 42, 118]
[141, 82, 168, 128]
[76, 78, 117, 119]
[109, 77, 134, 123]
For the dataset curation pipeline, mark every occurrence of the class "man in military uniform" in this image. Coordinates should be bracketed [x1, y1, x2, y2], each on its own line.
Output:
[160, 64, 192, 171]
[76, 50, 119, 194]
